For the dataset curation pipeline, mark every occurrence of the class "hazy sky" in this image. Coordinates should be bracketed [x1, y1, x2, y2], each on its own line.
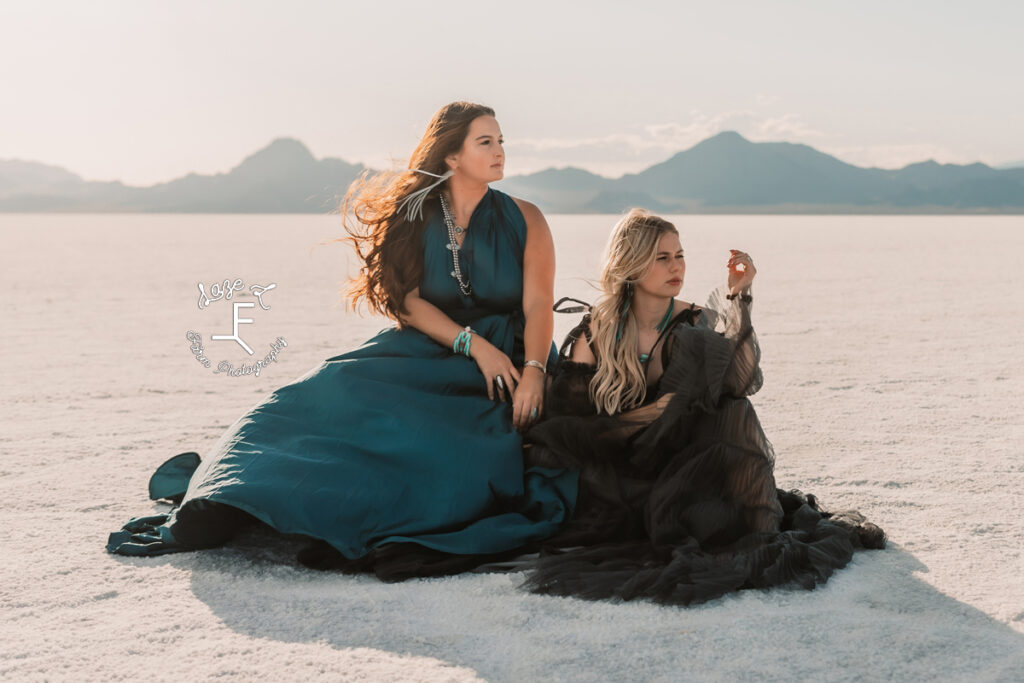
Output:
[2, 1, 1022, 185]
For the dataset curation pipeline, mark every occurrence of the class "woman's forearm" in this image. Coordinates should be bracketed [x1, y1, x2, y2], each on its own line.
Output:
[398, 288, 468, 350]
[522, 299, 554, 368]
[515, 197, 556, 371]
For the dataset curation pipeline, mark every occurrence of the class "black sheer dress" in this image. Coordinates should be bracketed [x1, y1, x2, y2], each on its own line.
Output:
[518, 288, 886, 605]
[298, 288, 885, 605]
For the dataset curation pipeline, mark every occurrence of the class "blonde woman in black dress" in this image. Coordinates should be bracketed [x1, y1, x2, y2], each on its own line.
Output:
[521, 208, 886, 605]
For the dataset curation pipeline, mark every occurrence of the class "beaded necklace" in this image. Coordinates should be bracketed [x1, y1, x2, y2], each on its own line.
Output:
[438, 193, 472, 296]
[638, 299, 675, 363]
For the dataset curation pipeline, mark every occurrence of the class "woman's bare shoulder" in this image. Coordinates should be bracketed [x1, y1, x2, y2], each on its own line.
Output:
[509, 195, 541, 217]
[509, 196, 546, 228]
[675, 298, 702, 313]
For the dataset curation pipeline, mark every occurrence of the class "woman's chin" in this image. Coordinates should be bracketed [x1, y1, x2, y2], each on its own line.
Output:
[465, 170, 503, 185]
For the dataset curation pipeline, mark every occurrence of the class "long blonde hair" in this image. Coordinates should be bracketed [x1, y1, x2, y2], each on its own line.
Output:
[337, 101, 495, 320]
[589, 209, 679, 415]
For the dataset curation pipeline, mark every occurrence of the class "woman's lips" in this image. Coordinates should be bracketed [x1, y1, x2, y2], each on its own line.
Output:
[667, 279, 682, 285]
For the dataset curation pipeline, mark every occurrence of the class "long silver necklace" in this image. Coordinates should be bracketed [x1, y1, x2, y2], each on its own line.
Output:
[439, 193, 472, 296]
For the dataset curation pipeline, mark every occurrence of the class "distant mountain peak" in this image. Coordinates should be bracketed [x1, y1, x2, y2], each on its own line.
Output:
[231, 138, 316, 176]
[685, 131, 752, 152]
[655, 130, 750, 161]
[706, 130, 748, 143]
[0, 158, 84, 197]
[520, 166, 610, 180]
[905, 159, 994, 172]
[264, 137, 311, 153]
[643, 130, 754, 173]
[256, 137, 314, 159]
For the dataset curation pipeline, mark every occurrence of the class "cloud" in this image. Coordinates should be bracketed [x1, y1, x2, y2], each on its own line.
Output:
[503, 132, 681, 178]
[640, 111, 755, 148]
[753, 114, 827, 140]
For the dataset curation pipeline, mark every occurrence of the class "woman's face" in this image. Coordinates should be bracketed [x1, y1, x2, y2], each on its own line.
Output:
[636, 231, 685, 298]
[448, 115, 505, 183]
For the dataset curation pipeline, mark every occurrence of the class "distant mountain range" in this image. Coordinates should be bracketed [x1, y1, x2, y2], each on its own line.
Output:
[2, 132, 1023, 214]
[0, 139, 364, 213]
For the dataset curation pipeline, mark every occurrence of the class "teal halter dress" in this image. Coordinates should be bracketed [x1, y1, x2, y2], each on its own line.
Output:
[107, 187, 578, 559]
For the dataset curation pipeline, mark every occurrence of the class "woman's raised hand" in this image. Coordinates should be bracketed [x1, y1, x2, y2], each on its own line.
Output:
[469, 336, 521, 402]
[727, 249, 756, 295]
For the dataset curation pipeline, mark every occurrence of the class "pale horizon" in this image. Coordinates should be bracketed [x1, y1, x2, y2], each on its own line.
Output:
[7, 129, 1021, 190]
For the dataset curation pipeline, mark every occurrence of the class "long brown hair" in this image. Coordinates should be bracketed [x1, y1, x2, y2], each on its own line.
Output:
[590, 209, 679, 415]
[338, 101, 495, 321]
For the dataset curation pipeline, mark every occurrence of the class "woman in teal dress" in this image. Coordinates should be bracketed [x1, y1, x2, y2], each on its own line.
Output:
[107, 101, 577, 561]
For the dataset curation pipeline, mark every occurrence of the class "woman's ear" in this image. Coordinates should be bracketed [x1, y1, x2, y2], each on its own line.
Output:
[445, 153, 459, 172]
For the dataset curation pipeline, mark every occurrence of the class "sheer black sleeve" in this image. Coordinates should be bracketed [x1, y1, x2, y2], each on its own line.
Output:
[651, 285, 762, 414]
[691, 285, 762, 398]
[630, 285, 769, 476]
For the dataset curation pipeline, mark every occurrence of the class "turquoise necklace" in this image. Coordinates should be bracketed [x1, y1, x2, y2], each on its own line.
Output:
[639, 299, 675, 363]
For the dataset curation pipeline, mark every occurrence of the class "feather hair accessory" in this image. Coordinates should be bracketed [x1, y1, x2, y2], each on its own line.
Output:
[395, 168, 454, 222]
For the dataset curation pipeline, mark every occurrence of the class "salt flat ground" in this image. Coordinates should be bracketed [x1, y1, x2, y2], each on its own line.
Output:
[2, 213, 1022, 682]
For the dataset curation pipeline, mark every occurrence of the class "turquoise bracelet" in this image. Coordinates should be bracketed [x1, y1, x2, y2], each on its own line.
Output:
[452, 327, 473, 357]
[452, 331, 468, 354]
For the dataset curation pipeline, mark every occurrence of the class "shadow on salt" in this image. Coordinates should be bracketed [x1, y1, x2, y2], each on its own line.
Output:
[119, 522, 1024, 681]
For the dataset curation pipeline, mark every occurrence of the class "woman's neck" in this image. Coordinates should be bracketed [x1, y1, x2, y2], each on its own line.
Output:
[631, 290, 673, 331]
[445, 176, 488, 225]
